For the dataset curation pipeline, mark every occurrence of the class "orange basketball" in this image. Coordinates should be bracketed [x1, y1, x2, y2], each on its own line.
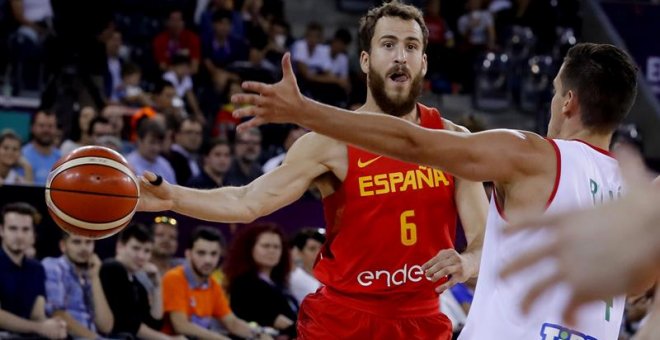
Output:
[45, 146, 140, 239]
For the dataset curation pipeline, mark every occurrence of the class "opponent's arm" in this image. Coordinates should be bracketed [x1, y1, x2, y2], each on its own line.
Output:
[138, 133, 330, 222]
[233, 54, 553, 183]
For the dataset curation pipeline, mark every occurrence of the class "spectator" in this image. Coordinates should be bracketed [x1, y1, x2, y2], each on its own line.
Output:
[262, 125, 307, 173]
[212, 79, 244, 140]
[152, 80, 185, 119]
[289, 228, 325, 304]
[424, 0, 457, 88]
[187, 138, 233, 189]
[42, 233, 113, 339]
[100, 223, 170, 339]
[162, 54, 204, 121]
[104, 30, 126, 102]
[228, 36, 278, 84]
[291, 22, 331, 84]
[100, 105, 135, 154]
[328, 28, 351, 87]
[127, 119, 177, 184]
[153, 9, 201, 74]
[22, 110, 61, 185]
[198, 0, 244, 46]
[224, 224, 298, 337]
[88, 116, 115, 146]
[0, 202, 67, 339]
[225, 128, 263, 186]
[115, 63, 151, 107]
[264, 18, 293, 66]
[150, 216, 185, 276]
[457, 0, 496, 92]
[60, 106, 97, 155]
[161, 226, 270, 339]
[166, 117, 203, 185]
[8, 0, 53, 82]
[240, 0, 269, 43]
[203, 9, 248, 91]
[0, 130, 33, 185]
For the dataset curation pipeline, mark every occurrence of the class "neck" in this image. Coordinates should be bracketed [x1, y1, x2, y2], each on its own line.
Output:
[0, 163, 9, 178]
[238, 159, 253, 174]
[32, 141, 53, 155]
[204, 166, 225, 185]
[555, 127, 613, 151]
[2, 244, 24, 266]
[80, 134, 92, 145]
[360, 93, 419, 124]
[151, 254, 170, 274]
[259, 267, 272, 277]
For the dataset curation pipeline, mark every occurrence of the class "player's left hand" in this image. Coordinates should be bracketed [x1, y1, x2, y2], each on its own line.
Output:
[422, 249, 477, 294]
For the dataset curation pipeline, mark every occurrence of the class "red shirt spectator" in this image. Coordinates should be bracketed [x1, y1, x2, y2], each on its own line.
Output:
[153, 9, 201, 73]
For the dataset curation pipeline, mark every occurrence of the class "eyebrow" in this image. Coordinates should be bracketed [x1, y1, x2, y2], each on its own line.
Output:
[379, 35, 422, 44]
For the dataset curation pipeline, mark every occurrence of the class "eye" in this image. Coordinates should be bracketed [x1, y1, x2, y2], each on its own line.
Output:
[407, 44, 417, 50]
[383, 41, 393, 48]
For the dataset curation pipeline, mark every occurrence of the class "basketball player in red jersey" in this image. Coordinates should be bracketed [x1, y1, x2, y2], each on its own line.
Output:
[138, 2, 488, 339]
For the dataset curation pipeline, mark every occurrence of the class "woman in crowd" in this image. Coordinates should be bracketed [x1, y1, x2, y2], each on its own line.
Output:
[0, 130, 33, 185]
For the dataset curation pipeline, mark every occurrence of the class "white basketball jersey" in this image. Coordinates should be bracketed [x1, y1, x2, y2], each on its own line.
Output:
[459, 139, 625, 340]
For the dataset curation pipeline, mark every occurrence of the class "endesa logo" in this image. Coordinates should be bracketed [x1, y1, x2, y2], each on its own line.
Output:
[357, 264, 432, 287]
[540, 323, 596, 340]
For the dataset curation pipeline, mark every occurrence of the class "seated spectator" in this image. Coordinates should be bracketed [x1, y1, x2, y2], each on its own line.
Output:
[457, 0, 496, 92]
[87, 116, 115, 146]
[42, 233, 113, 338]
[289, 228, 325, 304]
[225, 128, 263, 186]
[162, 226, 271, 339]
[104, 30, 127, 102]
[166, 117, 203, 185]
[153, 9, 201, 73]
[187, 138, 233, 189]
[264, 18, 293, 66]
[22, 110, 61, 185]
[328, 28, 351, 88]
[114, 63, 151, 107]
[163, 54, 204, 121]
[240, 0, 269, 43]
[100, 223, 170, 339]
[60, 106, 97, 155]
[0, 202, 67, 339]
[8, 0, 53, 85]
[203, 9, 248, 91]
[127, 119, 177, 184]
[198, 0, 244, 46]
[262, 125, 307, 173]
[100, 104, 135, 154]
[225, 224, 298, 338]
[212, 79, 244, 140]
[150, 216, 185, 276]
[0, 130, 33, 185]
[228, 35, 279, 84]
[292, 23, 349, 106]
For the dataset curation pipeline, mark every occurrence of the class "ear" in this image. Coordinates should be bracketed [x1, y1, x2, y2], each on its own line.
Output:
[59, 240, 66, 253]
[421, 53, 428, 77]
[563, 90, 579, 118]
[360, 51, 370, 74]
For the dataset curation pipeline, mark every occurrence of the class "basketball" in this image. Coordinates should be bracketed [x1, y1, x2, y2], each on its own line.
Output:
[45, 146, 140, 239]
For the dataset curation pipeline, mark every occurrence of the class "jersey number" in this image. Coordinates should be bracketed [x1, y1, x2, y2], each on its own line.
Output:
[400, 210, 417, 246]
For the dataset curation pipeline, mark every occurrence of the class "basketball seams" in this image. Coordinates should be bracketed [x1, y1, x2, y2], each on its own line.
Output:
[45, 153, 140, 232]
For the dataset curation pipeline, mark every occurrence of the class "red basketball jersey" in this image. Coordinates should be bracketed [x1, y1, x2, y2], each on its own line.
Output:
[314, 104, 458, 317]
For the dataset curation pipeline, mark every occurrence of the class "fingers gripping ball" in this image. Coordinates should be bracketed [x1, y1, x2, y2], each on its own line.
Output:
[45, 146, 139, 239]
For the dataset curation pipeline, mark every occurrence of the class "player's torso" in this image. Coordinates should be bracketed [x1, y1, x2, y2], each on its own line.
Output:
[461, 139, 625, 340]
[313, 105, 458, 314]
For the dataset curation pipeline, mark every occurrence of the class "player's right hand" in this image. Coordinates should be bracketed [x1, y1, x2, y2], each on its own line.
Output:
[37, 318, 67, 339]
[138, 171, 175, 212]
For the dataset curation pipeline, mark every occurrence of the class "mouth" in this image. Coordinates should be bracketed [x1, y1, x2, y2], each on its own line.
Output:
[388, 71, 410, 83]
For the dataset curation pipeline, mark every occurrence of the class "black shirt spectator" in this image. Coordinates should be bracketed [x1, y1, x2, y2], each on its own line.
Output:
[0, 246, 45, 320]
[100, 259, 161, 336]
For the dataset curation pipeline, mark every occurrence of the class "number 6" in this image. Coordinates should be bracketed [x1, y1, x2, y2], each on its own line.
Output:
[400, 210, 417, 246]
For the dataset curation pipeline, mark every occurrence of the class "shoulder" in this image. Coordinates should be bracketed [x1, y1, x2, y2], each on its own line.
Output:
[101, 259, 126, 275]
[163, 266, 186, 283]
[41, 257, 64, 273]
[24, 258, 45, 274]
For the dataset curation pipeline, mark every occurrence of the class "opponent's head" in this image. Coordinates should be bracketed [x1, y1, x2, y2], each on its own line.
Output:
[358, 1, 428, 117]
[548, 43, 637, 138]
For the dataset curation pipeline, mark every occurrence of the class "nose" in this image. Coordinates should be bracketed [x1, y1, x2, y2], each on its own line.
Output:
[394, 46, 407, 65]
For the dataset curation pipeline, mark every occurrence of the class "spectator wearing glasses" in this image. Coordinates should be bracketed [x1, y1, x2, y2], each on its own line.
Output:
[167, 117, 204, 186]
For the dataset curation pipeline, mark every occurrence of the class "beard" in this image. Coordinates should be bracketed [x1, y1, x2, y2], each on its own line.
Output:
[368, 64, 423, 117]
[191, 261, 213, 278]
[34, 134, 54, 147]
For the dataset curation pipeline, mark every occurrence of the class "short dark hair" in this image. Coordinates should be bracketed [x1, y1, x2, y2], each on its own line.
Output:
[187, 226, 225, 249]
[291, 228, 325, 251]
[212, 9, 233, 23]
[137, 119, 166, 140]
[200, 138, 231, 157]
[560, 43, 638, 133]
[121, 62, 141, 78]
[154, 79, 175, 95]
[118, 223, 153, 244]
[0, 202, 40, 226]
[171, 53, 191, 67]
[358, 0, 428, 53]
[334, 28, 352, 45]
[88, 116, 111, 135]
[30, 110, 56, 126]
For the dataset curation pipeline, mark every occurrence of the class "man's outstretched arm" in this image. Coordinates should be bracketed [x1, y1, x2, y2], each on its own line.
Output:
[233, 53, 553, 183]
